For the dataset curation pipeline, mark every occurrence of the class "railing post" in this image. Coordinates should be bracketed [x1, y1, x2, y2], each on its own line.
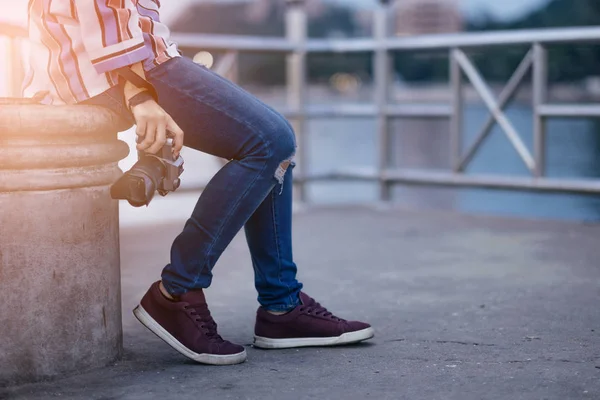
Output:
[533, 43, 548, 178]
[374, 1, 391, 201]
[285, 0, 308, 203]
[229, 51, 239, 84]
[7, 38, 24, 97]
[450, 48, 463, 172]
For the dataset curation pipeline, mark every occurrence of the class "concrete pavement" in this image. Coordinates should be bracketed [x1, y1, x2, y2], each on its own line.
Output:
[2, 205, 600, 400]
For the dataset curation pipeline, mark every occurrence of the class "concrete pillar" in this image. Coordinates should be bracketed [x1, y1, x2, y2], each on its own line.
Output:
[0, 105, 130, 385]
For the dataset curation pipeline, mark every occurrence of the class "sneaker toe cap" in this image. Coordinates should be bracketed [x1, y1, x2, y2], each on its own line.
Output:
[213, 341, 246, 355]
[345, 320, 371, 332]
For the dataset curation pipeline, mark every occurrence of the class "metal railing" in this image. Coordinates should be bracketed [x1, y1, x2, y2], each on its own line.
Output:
[173, 2, 600, 201]
[0, 22, 27, 97]
[4, 2, 600, 201]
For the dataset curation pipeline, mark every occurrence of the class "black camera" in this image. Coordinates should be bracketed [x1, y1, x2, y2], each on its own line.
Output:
[111, 139, 184, 207]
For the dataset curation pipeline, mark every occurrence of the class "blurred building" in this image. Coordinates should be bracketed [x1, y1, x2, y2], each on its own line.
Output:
[169, 0, 332, 34]
[394, 0, 463, 36]
[170, 0, 326, 27]
[246, 0, 326, 23]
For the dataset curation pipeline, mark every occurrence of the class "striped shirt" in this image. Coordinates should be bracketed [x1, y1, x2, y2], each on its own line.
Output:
[23, 0, 180, 105]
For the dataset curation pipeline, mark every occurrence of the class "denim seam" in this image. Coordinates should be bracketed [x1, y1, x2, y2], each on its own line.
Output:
[270, 189, 296, 310]
[250, 252, 267, 293]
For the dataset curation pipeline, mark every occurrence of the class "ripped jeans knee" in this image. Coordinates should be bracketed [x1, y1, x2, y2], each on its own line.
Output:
[273, 152, 295, 195]
[258, 108, 297, 191]
[274, 154, 295, 185]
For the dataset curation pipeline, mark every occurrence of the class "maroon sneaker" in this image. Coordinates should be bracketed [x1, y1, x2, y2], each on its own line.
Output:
[133, 281, 246, 365]
[253, 292, 374, 349]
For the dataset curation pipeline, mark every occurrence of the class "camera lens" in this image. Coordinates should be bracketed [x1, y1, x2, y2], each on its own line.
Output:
[110, 156, 165, 207]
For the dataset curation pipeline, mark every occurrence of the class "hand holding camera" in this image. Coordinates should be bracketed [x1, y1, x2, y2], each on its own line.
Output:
[110, 97, 185, 208]
[131, 97, 184, 159]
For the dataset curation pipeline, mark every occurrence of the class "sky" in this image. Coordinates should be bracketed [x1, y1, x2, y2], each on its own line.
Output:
[0, 0, 553, 25]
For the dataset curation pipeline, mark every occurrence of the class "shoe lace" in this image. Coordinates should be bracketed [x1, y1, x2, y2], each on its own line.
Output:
[299, 298, 344, 322]
[184, 303, 223, 342]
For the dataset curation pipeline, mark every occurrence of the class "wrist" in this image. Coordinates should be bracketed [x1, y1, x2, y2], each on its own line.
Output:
[128, 91, 154, 110]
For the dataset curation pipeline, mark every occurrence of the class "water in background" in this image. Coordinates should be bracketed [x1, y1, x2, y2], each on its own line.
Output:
[302, 103, 600, 222]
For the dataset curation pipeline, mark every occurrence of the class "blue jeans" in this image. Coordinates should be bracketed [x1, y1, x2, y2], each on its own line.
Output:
[84, 57, 303, 311]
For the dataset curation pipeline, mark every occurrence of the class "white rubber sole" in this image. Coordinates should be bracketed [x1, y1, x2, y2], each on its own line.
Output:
[133, 305, 247, 365]
[253, 327, 375, 349]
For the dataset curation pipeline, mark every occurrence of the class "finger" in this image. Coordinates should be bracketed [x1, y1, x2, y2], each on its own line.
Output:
[147, 119, 167, 154]
[137, 121, 156, 151]
[167, 116, 184, 157]
[135, 119, 147, 142]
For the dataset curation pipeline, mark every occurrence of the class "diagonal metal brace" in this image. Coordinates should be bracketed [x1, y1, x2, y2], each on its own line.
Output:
[458, 48, 534, 172]
[453, 49, 536, 173]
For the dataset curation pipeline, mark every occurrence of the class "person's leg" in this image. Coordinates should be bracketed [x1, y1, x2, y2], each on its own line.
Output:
[144, 57, 297, 301]
[82, 79, 303, 312]
[129, 57, 372, 358]
[132, 57, 301, 364]
[244, 164, 303, 312]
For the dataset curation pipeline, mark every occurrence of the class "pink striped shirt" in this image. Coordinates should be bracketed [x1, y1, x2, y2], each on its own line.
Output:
[23, 0, 180, 105]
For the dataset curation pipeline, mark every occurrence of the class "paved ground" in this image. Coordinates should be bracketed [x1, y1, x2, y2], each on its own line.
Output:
[2, 205, 600, 400]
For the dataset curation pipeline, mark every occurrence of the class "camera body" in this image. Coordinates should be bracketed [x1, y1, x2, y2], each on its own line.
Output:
[154, 142, 184, 195]
[110, 140, 184, 207]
